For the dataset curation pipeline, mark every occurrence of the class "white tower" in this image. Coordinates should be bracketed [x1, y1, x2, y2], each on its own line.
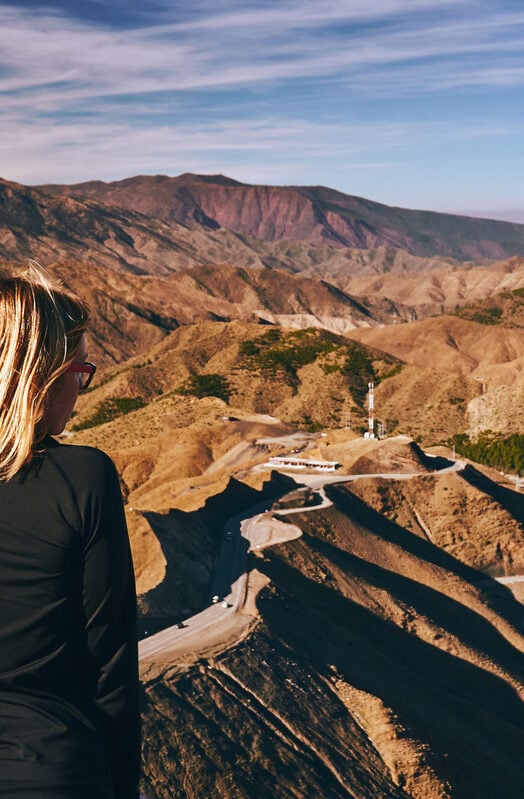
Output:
[364, 382, 375, 439]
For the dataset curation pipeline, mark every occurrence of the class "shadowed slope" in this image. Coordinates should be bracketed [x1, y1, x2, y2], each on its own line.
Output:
[140, 477, 524, 799]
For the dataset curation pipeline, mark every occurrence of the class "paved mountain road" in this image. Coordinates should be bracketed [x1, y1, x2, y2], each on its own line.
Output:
[139, 455, 522, 678]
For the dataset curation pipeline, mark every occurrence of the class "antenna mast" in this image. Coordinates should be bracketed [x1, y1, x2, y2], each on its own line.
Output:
[364, 382, 375, 439]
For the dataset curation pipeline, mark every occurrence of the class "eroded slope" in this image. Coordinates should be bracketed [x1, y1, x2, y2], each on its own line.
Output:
[140, 477, 524, 799]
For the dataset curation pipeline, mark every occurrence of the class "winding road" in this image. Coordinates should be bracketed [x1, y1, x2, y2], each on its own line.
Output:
[139, 455, 522, 677]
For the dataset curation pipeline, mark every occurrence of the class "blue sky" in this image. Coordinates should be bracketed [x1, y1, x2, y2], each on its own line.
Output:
[1, 0, 523, 220]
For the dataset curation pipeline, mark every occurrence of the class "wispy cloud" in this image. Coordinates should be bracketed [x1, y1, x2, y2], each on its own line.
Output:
[0, 1, 522, 215]
[0, 112, 511, 184]
[2, 1, 523, 107]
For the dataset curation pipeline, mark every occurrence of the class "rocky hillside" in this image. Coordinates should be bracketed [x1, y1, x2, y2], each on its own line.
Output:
[64, 314, 522, 603]
[341, 257, 524, 319]
[71, 396, 520, 798]
[0, 177, 221, 274]
[0, 259, 408, 366]
[66, 304, 523, 455]
[40, 172, 524, 261]
[69, 321, 400, 442]
[3, 170, 523, 799]
[348, 314, 524, 437]
[138, 458, 524, 799]
[452, 279, 524, 327]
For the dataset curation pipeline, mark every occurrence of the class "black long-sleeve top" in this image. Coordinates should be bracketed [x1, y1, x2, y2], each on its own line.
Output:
[0, 437, 140, 799]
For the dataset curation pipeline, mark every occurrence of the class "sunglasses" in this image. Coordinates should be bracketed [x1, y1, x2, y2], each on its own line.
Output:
[66, 361, 97, 391]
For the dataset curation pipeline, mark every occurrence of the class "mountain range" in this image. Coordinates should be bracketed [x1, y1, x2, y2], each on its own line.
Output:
[1, 171, 523, 442]
[2, 173, 524, 360]
[40, 172, 524, 261]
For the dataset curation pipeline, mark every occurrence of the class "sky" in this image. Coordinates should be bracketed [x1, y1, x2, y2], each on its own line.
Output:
[0, 0, 523, 220]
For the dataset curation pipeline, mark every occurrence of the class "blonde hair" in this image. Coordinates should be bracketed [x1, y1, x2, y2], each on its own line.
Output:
[0, 264, 89, 480]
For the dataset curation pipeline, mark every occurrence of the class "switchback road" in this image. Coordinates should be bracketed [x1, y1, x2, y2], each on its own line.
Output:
[139, 455, 522, 678]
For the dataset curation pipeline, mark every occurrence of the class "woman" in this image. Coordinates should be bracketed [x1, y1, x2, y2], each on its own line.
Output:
[0, 267, 140, 798]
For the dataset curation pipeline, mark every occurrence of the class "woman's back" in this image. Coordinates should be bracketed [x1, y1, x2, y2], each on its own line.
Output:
[0, 268, 139, 797]
[0, 437, 139, 799]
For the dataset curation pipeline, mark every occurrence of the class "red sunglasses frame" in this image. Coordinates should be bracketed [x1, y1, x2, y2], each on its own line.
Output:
[66, 361, 97, 390]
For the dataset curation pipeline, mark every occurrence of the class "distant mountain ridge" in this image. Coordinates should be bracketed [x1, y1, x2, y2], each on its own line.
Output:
[2, 174, 524, 365]
[0, 176, 464, 278]
[40, 172, 524, 261]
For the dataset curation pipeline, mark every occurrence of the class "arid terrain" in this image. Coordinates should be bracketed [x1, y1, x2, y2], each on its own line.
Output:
[131, 430, 524, 799]
[2, 173, 523, 798]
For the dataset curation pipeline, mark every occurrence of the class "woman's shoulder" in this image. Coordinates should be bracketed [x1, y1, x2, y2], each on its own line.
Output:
[40, 440, 127, 542]
[44, 438, 119, 484]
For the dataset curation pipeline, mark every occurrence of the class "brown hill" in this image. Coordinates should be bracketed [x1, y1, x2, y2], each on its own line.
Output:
[138, 463, 524, 799]
[342, 257, 524, 319]
[61, 331, 523, 798]
[68, 393, 524, 797]
[348, 316, 524, 437]
[0, 259, 401, 367]
[40, 172, 524, 261]
[65, 312, 521, 492]
[349, 467, 523, 576]
[0, 177, 227, 274]
[3, 172, 523, 798]
[6, 173, 524, 331]
[150, 261, 384, 332]
[69, 320, 399, 440]
[64, 314, 521, 609]
[348, 315, 524, 385]
[453, 276, 524, 327]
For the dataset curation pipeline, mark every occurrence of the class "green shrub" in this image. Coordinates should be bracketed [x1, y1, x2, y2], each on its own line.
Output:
[380, 363, 402, 380]
[239, 340, 260, 356]
[238, 328, 392, 408]
[72, 397, 145, 430]
[322, 363, 341, 375]
[178, 373, 231, 403]
[451, 432, 524, 473]
[239, 328, 336, 382]
[469, 307, 503, 325]
[341, 343, 376, 406]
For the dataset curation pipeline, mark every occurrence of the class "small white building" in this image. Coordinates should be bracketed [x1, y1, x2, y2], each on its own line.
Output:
[267, 456, 340, 473]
